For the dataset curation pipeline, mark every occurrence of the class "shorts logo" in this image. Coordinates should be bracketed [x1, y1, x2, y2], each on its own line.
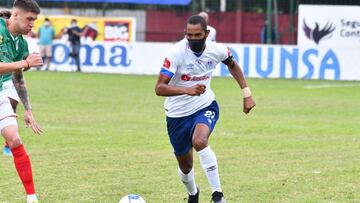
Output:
[204, 110, 215, 124]
[163, 57, 171, 69]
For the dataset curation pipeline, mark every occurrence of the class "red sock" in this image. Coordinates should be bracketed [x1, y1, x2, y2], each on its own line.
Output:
[11, 144, 35, 195]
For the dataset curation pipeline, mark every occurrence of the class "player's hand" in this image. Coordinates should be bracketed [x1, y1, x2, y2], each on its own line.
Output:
[24, 53, 43, 70]
[243, 96, 256, 114]
[24, 109, 43, 135]
[185, 84, 206, 96]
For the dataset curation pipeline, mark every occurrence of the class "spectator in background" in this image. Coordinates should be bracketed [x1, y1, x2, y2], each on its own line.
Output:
[66, 19, 82, 72]
[261, 20, 276, 44]
[0, 9, 11, 19]
[38, 17, 55, 70]
[198, 11, 216, 42]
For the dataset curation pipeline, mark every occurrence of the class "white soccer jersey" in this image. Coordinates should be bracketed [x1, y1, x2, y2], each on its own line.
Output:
[207, 25, 216, 42]
[160, 38, 232, 118]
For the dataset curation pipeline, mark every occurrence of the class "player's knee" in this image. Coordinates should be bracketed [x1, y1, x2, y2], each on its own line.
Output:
[178, 158, 193, 173]
[179, 165, 192, 174]
[6, 136, 21, 148]
[2, 125, 21, 148]
[192, 137, 208, 151]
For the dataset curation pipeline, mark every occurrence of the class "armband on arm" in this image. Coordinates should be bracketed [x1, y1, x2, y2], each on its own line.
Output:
[25, 59, 30, 69]
[222, 55, 233, 66]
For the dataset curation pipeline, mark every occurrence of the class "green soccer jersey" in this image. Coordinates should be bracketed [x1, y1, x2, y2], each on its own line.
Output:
[0, 18, 29, 90]
[1, 73, 12, 83]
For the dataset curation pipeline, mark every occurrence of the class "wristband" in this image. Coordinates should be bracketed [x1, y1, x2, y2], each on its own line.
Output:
[242, 87, 252, 98]
[25, 59, 30, 69]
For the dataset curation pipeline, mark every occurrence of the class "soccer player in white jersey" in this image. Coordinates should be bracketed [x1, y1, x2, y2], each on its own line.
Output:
[155, 15, 256, 203]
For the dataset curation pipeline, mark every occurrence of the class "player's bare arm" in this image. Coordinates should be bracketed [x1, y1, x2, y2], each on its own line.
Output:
[13, 70, 31, 110]
[13, 70, 43, 135]
[0, 60, 31, 74]
[227, 60, 256, 114]
[0, 53, 42, 73]
[155, 74, 206, 96]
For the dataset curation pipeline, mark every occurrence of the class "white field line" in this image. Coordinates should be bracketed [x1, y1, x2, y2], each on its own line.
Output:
[304, 83, 360, 89]
[42, 125, 134, 133]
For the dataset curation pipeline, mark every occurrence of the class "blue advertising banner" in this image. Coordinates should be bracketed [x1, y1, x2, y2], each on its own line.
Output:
[37, 0, 191, 5]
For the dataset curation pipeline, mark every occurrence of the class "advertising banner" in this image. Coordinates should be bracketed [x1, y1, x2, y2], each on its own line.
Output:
[33, 15, 136, 42]
[298, 5, 360, 47]
[27, 39, 360, 80]
[221, 44, 359, 81]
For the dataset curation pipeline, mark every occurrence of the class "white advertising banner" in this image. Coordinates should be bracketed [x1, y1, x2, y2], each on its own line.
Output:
[298, 5, 360, 47]
[27, 39, 360, 80]
[28, 39, 169, 74]
[223, 44, 360, 81]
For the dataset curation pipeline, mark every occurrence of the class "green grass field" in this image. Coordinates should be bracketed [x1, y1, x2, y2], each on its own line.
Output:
[0, 71, 359, 203]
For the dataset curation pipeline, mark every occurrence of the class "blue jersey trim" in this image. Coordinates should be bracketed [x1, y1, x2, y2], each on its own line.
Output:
[160, 67, 174, 78]
[193, 51, 203, 57]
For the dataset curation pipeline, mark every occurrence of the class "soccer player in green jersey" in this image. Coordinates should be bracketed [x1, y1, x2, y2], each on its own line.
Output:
[0, 9, 13, 156]
[0, 9, 43, 157]
[0, 0, 43, 202]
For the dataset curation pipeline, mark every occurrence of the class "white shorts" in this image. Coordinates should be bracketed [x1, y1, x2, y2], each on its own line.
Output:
[0, 93, 17, 131]
[0, 116, 17, 132]
[2, 80, 19, 102]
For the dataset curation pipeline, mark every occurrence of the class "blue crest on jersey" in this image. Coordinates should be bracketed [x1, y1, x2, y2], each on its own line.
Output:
[207, 60, 214, 68]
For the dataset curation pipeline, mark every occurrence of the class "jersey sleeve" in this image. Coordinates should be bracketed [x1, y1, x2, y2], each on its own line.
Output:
[209, 26, 216, 42]
[16, 39, 29, 61]
[0, 20, 10, 62]
[22, 42, 30, 59]
[217, 43, 233, 65]
[159, 47, 179, 79]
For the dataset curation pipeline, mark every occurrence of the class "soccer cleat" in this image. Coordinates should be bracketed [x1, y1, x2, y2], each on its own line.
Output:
[188, 187, 199, 203]
[211, 191, 226, 203]
[3, 146, 12, 156]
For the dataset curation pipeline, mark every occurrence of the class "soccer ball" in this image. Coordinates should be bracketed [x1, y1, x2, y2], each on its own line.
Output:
[119, 194, 146, 203]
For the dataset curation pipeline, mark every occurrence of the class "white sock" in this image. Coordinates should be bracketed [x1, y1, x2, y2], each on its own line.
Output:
[27, 194, 38, 203]
[198, 146, 222, 193]
[178, 167, 198, 195]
